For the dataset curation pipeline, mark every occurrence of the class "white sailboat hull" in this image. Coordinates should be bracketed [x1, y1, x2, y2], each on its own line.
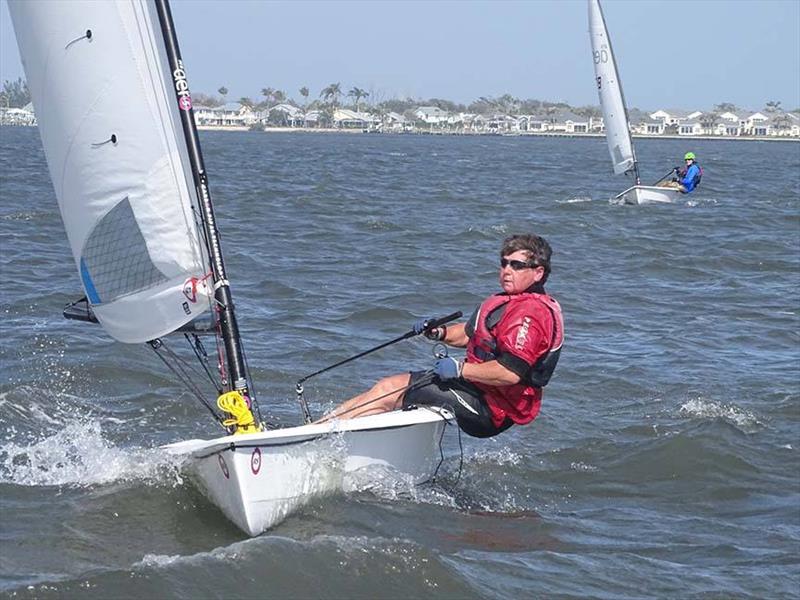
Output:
[163, 407, 453, 535]
[616, 185, 683, 205]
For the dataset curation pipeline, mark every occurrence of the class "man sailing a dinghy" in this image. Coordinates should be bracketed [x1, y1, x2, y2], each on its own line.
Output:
[320, 234, 564, 438]
[659, 152, 702, 193]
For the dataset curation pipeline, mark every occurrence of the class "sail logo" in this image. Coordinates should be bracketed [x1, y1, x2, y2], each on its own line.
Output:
[183, 277, 200, 302]
[172, 60, 193, 111]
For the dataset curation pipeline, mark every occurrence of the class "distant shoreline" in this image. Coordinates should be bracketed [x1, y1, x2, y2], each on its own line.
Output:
[3, 123, 796, 142]
[197, 125, 799, 142]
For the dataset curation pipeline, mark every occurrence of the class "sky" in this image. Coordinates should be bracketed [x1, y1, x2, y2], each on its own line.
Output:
[1, 0, 799, 112]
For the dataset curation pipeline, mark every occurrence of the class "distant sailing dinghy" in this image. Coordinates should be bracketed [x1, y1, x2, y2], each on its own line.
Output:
[588, 0, 681, 205]
[10, 0, 453, 537]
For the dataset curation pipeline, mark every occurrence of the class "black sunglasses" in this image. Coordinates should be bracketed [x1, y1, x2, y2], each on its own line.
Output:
[500, 258, 537, 271]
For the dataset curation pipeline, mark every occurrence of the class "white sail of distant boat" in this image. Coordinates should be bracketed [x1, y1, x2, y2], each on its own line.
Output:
[588, 0, 681, 205]
[9, 0, 453, 537]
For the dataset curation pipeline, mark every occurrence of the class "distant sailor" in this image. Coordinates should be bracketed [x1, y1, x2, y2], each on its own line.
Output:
[320, 234, 564, 438]
[660, 152, 703, 193]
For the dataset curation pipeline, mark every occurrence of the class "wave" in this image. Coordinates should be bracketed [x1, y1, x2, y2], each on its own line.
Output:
[0, 418, 184, 487]
[678, 397, 765, 433]
[556, 196, 593, 204]
[0, 388, 184, 487]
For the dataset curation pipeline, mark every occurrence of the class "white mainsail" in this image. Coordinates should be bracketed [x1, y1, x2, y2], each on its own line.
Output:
[588, 0, 636, 176]
[9, 0, 212, 343]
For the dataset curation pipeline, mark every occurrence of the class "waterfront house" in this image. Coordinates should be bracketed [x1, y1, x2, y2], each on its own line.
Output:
[463, 114, 485, 133]
[711, 120, 741, 136]
[333, 109, 379, 129]
[550, 111, 590, 134]
[382, 111, 411, 132]
[650, 108, 703, 128]
[742, 111, 769, 136]
[517, 115, 548, 132]
[713, 112, 742, 136]
[194, 102, 254, 128]
[303, 110, 322, 128]
[267, 103, 304, 127]
[0, 105, 36, 126]
[632, 115, 665, 135]
[768, 112, 799, 137]
[414, 106, 449, 125]
[486, 113, 517, 132]
[718, 111, 740, 122]
[678, 118, 703, 136]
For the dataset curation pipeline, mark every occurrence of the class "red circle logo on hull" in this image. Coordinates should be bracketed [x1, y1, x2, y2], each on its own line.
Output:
[218, 454, 230, 479]
[251, 447, 262, 475]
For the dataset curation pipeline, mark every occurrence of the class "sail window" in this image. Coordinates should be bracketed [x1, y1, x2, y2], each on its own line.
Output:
[80, 197, 168, 304]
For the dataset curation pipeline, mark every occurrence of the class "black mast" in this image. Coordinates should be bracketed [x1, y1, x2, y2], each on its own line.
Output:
[153, 0, 252, 404]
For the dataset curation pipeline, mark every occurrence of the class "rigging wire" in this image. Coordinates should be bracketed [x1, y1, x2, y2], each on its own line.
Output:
[148, 338, 224, 428]
[189, 204, 228, 389]
[238, 333, 264, 424]
[184, 333, 223, 394]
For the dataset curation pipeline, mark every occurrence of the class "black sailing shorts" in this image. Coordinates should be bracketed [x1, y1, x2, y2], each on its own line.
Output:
[402, 371, 513, 438]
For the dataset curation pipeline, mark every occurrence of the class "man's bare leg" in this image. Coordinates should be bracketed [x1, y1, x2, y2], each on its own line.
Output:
[317, 373, 411, 423]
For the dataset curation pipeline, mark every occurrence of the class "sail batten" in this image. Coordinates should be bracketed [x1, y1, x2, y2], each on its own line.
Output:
[9, 0, 212, 343]
[588, 0, 637, 177]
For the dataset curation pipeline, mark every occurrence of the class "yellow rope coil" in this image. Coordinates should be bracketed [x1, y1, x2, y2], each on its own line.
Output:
[217, 391, 261, 434]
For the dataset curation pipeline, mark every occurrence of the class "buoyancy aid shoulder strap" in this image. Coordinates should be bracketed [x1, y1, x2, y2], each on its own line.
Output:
[693, 163, 703, 186]
[466, 294, 509, 338]
[486, 299, 509, 330]
[542, 296, 564, 349]
[523, 296, 563, 387]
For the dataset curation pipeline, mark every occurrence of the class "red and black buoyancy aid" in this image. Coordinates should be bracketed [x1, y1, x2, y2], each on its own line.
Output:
[464, 287, 564, 425]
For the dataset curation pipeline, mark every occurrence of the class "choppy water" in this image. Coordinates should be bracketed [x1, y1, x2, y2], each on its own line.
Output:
[1, 126, 798, 599]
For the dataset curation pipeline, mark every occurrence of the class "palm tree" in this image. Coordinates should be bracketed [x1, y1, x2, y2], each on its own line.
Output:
[273, 90, 286, 104]
[771, 112, 792, 134]
[2, 77, 30, 108]
[217, 86, 228, 104]
[496, 93, 520, 115]
[238, 97, 255, 109]
[700, 112, 721, 134]
[299, 86, 309, 108]
[320, 83, 342, 108]
[714, 102, 738, 114]
[765, 100, 782, 113]
[260, 87, 275, 105]
[347, 87, 369, 112]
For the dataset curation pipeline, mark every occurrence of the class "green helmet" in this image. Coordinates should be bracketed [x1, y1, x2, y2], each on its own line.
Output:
[684, 152, 696, 160]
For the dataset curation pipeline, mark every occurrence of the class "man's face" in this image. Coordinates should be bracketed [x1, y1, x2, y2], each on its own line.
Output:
[499, 250, 545, 294]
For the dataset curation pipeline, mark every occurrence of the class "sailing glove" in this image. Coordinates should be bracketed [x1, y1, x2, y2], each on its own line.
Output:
[413, 317, 445, 341]
[433, 357, 463, 380]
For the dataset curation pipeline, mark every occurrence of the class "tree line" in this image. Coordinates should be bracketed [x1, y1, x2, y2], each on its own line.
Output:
[2, 76, 797, 122]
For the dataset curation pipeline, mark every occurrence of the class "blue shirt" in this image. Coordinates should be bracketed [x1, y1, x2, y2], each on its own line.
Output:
[680, 163, 701, 193]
